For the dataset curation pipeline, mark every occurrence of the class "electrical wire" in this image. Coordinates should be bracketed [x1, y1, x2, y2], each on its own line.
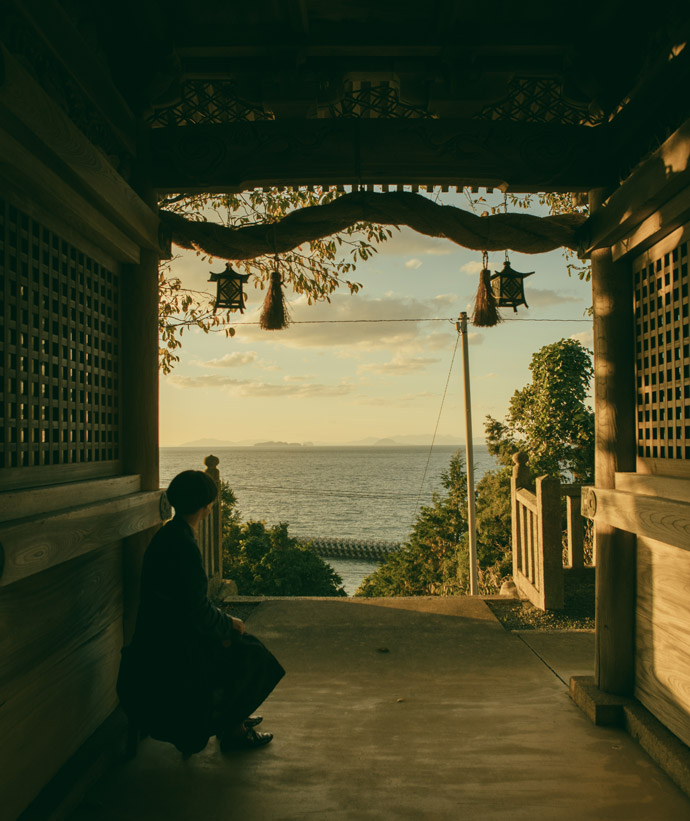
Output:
[410, 328, 461, 526]
[221, 316, 591, 327]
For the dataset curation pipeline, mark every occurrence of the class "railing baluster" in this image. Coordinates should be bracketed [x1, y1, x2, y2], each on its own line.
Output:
[566, 494, 584, 568]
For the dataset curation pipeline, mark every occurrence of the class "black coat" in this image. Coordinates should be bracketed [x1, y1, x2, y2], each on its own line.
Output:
[118, 516, 237, 753]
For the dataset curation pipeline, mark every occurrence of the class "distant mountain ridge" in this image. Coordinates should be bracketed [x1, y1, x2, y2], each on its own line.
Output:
[173, 434, 470, 448]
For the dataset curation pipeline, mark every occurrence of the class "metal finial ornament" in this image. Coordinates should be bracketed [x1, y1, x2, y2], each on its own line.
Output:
[208, 262, 250, 313]
[490, 261, 534, 312]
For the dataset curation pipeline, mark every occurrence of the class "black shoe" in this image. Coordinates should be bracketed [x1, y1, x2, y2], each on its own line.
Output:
[244, 715, 263, 728]
[220, 726, 273, 752]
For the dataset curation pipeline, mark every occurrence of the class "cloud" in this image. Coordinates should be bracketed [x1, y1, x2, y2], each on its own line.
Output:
[523, 288, 582, 308]
[356, 391, 436, 406]
[358, 353, 440, 376]
[168, 373, 353, 398]
[231, 292, 459, 351]
[570, 329, 594, 348]
[199, 351, 258, 368]
[373, 226, 455, 258]
[460, 261, 484, 275]
[404, 258, 423, 269]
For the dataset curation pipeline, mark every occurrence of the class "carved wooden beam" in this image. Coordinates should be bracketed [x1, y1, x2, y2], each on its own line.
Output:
[149, 118, 613, 193]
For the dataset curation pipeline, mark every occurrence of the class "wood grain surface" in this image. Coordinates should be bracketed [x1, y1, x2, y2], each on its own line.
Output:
[0, 491, 163, 586]
[585, 486, 690, 551]
[0, 547, 122, 694]
[0, 621, 121, 821]
[0, 476, 140, 523]
[636, 535, 690, 747]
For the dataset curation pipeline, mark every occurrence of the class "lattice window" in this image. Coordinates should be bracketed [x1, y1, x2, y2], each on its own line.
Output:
[148, 79, 432, 126]
[477, 78, 604, 126]
[324, 81, 433, 119]
[149, 81, 274, 127]
[0, 198, 121, 468]
[634, 239, 690, 460]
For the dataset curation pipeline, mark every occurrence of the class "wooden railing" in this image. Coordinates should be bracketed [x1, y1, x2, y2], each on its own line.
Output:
[511, 453, 593, 611]
[196, 454, 223, 594]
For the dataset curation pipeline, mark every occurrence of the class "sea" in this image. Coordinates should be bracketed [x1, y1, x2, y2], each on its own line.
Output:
[160, 445, 496, 594]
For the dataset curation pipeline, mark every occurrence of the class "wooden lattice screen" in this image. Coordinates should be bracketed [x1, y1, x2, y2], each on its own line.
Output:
[634, 234, 690, 462]
[0, 197, 121, 468]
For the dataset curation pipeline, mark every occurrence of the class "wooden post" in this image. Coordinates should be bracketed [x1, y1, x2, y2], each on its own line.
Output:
[203, 454, 222, 588]
[121, 244, 160, 642]
[566, 494, 585, 568]
[536, 475, 564, 610]
[457, 313, 478, 595]
[590, 188, 637, 695]
[511, 452, 530, 581]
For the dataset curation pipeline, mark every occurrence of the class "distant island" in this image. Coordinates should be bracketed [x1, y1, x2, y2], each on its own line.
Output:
[172, 434, 469, 448]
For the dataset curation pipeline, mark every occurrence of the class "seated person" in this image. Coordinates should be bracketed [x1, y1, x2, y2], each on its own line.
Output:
[118, 470, 285, 755]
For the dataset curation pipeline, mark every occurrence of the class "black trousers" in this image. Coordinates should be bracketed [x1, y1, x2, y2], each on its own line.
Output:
[119, 632, 285, 753]
[212, 632, 286, 734]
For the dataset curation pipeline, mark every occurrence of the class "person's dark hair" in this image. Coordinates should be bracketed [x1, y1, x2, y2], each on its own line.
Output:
[166, 470, 218, 515]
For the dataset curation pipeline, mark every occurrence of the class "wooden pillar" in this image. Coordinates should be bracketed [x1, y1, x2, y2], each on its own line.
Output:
[511, 452, 530, 580]
[590, 189, 637, 695]
[121, 243, 160, 641]
[536, 475, 564, 611]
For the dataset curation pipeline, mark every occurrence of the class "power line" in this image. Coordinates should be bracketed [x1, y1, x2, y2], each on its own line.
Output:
[227, 316, 591, 326]
[411, 329, 461, 525]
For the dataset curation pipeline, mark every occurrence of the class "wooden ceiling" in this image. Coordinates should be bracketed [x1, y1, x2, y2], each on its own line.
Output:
[6, 0, 690, 192]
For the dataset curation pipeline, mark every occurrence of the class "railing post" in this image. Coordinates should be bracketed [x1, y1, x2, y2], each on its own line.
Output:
[511, 452, 530, 580]
[536, 475, 564, 610]
[566, 494, 585, 569]
[203, 454, 222, 590]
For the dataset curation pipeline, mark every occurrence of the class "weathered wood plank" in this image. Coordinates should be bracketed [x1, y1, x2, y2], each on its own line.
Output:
[0, 126, 140, 263]
[537, 475, 564, 610]
[0, 45, 157, 251]
[636, 536, 690, 748]
[582, 486, 690, 552]
[516, 488, 537, 513]
[0, 621, 121, 821]
[611, 186, 690, 261]
[566, 495, 584, 569]
[578, 117, 690, 256]
[0, 460, 122, 493]
[513, 568, 541, 607]
[637, 456, 690, 479]
[0, 476, 141, 523]
[615, 473, 690, 503]
[0, 546, 122, 692]
[9, 0, 137, 156]
[0, 491, 164, 586]
[150, 118, 611, 193]
[121, 246, 161, 640]
[590, 232, 637, 696]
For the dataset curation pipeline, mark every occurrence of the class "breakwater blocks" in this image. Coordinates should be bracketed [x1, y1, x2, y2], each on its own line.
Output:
[301, 537, 400, 561]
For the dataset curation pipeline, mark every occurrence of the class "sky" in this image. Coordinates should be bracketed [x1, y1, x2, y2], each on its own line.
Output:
[159, 191, 593, 447]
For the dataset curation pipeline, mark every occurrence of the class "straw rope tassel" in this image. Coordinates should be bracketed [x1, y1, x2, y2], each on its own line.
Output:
[472, 253, 502, 327]
[260, 261, 291, 330]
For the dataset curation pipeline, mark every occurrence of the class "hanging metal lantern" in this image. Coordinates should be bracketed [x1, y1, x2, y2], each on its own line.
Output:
[490, 260, 533, 312]
[208, 263, 250, 313]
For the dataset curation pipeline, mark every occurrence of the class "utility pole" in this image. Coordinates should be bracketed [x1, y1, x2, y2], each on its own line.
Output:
[457, 313, 478, 595]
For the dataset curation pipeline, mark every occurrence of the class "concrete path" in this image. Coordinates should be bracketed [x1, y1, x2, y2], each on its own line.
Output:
[72, 598, 690, 820]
